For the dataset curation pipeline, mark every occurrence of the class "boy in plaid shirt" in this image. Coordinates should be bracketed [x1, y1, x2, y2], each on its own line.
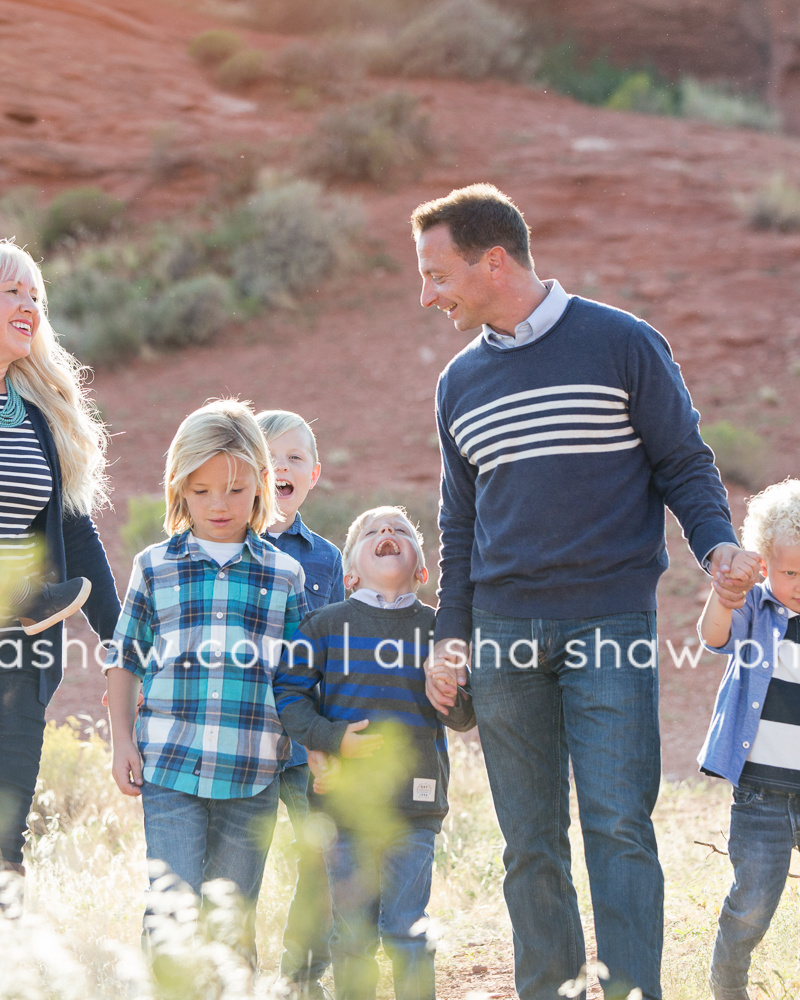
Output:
[105, 399, 307, 959]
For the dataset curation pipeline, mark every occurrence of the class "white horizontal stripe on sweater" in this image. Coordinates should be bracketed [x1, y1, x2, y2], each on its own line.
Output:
[477, 437, 642, 474]
[458, 409, 630, 453]
[471, 425, 640, 464]
[449, 383, 630, 436]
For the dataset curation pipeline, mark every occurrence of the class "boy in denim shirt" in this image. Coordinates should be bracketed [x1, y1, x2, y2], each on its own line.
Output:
[257, 409, 344, 999]
[698, 478, 800, 1000]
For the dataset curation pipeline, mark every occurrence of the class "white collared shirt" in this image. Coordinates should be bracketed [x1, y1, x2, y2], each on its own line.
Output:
[483, 279, 569, 349]
[350, 588, 417, 610]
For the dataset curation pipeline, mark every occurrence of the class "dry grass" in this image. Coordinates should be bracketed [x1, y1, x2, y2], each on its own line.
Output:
[8, 722, 800, 999]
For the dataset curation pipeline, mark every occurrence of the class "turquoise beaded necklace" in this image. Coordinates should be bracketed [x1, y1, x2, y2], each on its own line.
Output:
[0, 376, 26, 428]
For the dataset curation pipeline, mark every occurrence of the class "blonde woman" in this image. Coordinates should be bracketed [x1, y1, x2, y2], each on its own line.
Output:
[0, 239, 120, 879]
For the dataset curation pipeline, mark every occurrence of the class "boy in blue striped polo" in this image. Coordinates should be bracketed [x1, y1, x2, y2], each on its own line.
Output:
[273, 505, 475, 1000]
[105, 399, 307, 960]
[698, 479, 800, 1000]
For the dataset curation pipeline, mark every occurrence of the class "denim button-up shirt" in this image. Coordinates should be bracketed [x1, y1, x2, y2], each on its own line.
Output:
[697, 583, 791, 786]
[267, 513, 345, 767]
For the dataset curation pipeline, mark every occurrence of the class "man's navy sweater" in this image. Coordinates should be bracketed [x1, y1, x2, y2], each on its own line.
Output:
[273, 599, 475, 831]
[435, 294, 737, 642]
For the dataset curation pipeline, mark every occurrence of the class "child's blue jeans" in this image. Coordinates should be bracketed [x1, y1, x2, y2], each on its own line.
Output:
[710, 785, 800, 999]
[325, 824, 436, 1000]
[141, 778, 280, 958]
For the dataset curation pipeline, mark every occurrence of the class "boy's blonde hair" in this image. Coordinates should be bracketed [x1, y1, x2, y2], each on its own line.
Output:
[164, 399, 276, 535]
[255, 409, 318, 464]
[342, 505, 425, 579]
[741, 478, 800, 559]
[0, 239, 109, 515]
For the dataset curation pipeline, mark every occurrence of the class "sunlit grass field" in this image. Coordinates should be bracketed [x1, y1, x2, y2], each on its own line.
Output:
[5, 720, 800, 999]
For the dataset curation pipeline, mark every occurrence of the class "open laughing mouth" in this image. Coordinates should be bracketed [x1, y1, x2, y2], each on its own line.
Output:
[276, 480, 294, 498]
[375, 538, 401, 557]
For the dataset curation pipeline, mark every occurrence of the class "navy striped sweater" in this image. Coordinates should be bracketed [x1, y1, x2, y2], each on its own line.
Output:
[435, 294, 737, 641]
[273, 599, 475, 830]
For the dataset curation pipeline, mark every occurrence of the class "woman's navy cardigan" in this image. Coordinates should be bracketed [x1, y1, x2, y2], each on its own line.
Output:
[20, 400, 120, 704]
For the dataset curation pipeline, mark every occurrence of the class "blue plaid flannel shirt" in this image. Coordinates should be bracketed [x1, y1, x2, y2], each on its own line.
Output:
[105, 529, 307, 799]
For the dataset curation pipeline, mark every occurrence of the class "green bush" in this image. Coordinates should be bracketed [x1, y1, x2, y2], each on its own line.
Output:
[679, 77, 780, 131]
[701, 420, 769, 489]
[187, 29, 243, 66]
[120, 494, 166, 557]
[606, 71, 678, 115]
[41, 186, 125, 249]
[48, 262, 151, 366]
[537, 42, 635, 105]
[745, 173, 800, 232]
[216, 176, 359, 304]
[374, 0, 525, 80]
[0, 186, 43, 256]
[215, 49, 268, 91]
[304, 91, 433, 185]
[147, 273, 231, 348]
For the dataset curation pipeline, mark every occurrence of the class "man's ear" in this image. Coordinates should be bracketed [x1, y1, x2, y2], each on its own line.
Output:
[344, 571, 359, 591]
[484, 245, 507, 276]
[309, 463, 322, 490]
[760, 558, 768, 578]
[415, 566, 429, 586]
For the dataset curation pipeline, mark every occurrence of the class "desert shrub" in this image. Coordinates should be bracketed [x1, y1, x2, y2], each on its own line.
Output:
[536, 41, 633, 105]
[304, 91, 433, 185]
[40, 186, 125, 249]
[120, 494, 166, 557]
[605, 71, 678, 115]
[373, 0, 526, 80]
[679, 77, 780, 131]
[147, 273, 231, 348]
[187, 29, 244, 66]
[701, 420, 769, 489]
[48, 262, 151, 366]
[272, 39, 364, 92]
[30, 718, 124, 843]
[0, 185, 43, 255]
[215, 49, 268, 91]
[216, 175, 359, 304]
[743, 172, 800, 232]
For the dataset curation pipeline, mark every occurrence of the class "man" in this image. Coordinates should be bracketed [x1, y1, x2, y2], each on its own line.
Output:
[411, 183, 756, 1000]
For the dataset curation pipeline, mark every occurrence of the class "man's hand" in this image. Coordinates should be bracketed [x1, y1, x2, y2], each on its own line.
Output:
[111, 739, 143, 797]
[423, 638, 470, 714]
[709, 543, 762, 610]
[307, 750, 341, 794]
[339, 719, 383, 759]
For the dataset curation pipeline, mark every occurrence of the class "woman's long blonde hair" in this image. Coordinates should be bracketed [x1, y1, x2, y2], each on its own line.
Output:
[0, 239, 108, 515]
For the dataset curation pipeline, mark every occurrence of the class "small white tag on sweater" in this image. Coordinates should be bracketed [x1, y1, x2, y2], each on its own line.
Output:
[413, 778, 436, 802]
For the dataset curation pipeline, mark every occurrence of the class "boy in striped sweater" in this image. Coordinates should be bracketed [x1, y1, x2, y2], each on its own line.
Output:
[273, 505, 475, 1000]
[698, 479, 800, 1000]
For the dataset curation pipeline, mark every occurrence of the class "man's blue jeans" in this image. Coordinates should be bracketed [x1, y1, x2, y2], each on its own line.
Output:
[471, 608, 663, 1000]
[141, 778, 280, 957]
[710, 786, 800, 1000]
[325, 825, 436, 1000]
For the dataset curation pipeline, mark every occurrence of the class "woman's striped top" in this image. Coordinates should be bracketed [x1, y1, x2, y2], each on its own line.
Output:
[0, 391, 52, 623]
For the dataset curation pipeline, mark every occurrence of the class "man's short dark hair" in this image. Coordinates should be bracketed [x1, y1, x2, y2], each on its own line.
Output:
[410, 183, 534, 269]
